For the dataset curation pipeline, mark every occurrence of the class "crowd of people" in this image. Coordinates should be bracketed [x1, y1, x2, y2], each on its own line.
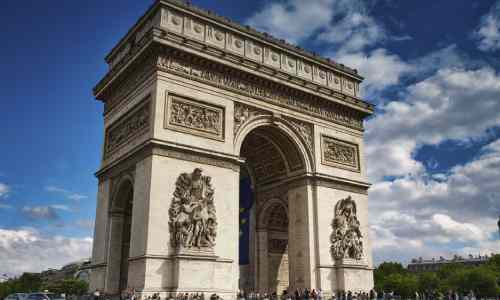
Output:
[90, 288, 485, 300]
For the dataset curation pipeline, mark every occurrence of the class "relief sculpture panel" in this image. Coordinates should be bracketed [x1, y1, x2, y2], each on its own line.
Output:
[331, 196, 363, 260]
[166, 94, 225, 141]
[104, 101, 150, 158]
[321, 135, 360, 172]
[169, 168, 217, 250]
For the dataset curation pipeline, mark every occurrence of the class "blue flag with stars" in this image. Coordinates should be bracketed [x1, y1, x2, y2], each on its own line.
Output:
[239, 177, 253, 265]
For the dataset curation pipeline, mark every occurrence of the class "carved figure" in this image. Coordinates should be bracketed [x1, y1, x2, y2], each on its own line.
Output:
[169, 168, 217, 249]
[330, 196, 363, 260]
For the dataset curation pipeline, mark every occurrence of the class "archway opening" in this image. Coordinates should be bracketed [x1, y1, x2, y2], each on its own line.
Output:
[238, 125, 305, 294]
[109, 180, 134, 294]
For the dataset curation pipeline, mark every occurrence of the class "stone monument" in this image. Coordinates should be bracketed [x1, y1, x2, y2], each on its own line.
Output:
[88, 0, 375, 298]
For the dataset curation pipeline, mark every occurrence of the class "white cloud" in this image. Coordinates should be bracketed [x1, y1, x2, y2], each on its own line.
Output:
[369, 138, 500, 264]
[318, 10, 386, 52]
[45, 185, 87, 202]
[366, 66, 500, 180]
[0, 183, 9, 198]
[0, 228, 92, 276]
[246, 0, 335, 44]
[21, 204, 73, 220]
[246, 0, 385, 52]
[475, 1, 500, 52]
[335, 48, 414, 97]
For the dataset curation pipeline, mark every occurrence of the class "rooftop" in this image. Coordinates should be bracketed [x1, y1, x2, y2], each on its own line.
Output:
[105, 0, 362, 79]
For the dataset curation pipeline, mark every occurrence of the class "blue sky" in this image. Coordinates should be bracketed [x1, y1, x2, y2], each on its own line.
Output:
[0, 0, 499, 275]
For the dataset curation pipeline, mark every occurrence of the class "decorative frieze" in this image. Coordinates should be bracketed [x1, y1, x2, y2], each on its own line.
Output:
[169, 168, 217, 250]
[286, 118, 314, 154]
[234, 102, 270, 137]
[155, 6, 361, 96]
[331, 196, 363, 260]
[104, 101, 150, 157]
[165, 94, 225, 141]
[160, 53, 364, 130]
[321, 135, 360, 172]
[102, 3, 369, 110]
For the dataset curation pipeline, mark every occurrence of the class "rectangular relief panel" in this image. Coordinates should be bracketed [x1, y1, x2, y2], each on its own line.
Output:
[104, 100, 150, 158]
[321, 135, 360, 172]
[165, 94, 225, 141]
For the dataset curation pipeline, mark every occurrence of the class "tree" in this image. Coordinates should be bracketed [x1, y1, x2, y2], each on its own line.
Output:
[384, 273, 418, 298]
[417, 272, 440, 292]
[42, 279, 88, 296]
[374, 262, 407, 292]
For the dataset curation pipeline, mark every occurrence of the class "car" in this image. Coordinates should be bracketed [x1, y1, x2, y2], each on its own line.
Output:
[25, 293, 64, 300]
[4, 293, 27, 300]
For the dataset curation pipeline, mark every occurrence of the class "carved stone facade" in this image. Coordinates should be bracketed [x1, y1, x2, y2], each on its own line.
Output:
[160, 52, 365, 131]
[104, 101, 150, 158]
[90, 0, 374, 297]
[287, 118, 314, 154]
[166, 94, 225, 141]
[169, 168, 217, 250]
[234, 102, 270, 137]
[321, 135, 360, 172]
[268, 239, 288, 254]
[331, 196, 363, 260]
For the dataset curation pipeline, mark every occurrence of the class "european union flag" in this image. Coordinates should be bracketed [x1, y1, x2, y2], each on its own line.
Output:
[239, 177, 253, 265]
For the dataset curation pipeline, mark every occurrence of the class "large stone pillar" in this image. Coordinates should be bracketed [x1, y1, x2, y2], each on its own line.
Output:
[139, 153, 240, 299]
[255, 230, 268, 292]
[287, 182, 317, 291]
[105, 213, 125, 294]
[89, 180, 110, 292]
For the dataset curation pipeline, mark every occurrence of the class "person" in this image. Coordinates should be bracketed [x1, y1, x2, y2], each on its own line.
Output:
[93, 290, 101, 300]
[304, 289, 310, 300]
[311, 290, 317, 300]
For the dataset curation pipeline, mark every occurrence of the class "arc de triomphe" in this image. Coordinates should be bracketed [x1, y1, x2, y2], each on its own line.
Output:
[89, 0, 375, 298]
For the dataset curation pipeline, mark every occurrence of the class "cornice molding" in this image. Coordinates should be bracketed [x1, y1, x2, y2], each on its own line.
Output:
[94, 2, 375, 116]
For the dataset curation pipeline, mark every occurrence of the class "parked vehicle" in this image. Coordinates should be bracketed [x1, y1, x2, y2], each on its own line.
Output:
[25, 293, 64, 300]
[4, 293, 27, 300]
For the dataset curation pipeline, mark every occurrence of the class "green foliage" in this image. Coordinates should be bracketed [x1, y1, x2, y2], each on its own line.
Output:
[374, 259, 500, 297]
[0, 273, 42, 299]
[42, 279, 89, 296]
[384, 273, 418, 298]
[417, 272, 440, 291]
[374, 262, 407, 291]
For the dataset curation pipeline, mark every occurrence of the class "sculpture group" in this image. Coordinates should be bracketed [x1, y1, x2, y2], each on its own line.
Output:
[169, 168, 218, 250]
[331, 196, 363, 260]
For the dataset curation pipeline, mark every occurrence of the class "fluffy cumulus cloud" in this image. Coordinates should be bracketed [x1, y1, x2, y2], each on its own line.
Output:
[335, 48, 414, 97]
[0, 228, 92, 276]
[369, 138, 500, 264]
[246, 0, 385, 52]
[366, 66, 500, 180]
[475, 1, 500, 52]
[246, 0, 336, 44]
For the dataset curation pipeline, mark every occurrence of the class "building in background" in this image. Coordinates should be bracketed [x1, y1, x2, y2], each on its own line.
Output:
[40, 259, 91, 284]
[407, 254, 495, 273]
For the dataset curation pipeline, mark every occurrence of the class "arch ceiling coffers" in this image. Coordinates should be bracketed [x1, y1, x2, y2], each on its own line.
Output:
[257, 197, 288, 231]
[234, 106, 315, 175]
